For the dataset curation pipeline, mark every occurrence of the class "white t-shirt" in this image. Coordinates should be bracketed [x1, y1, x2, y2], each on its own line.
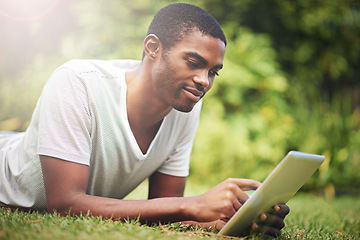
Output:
[0, 59, 201, 209]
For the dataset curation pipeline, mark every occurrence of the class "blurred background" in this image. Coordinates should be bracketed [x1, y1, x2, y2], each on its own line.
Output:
[0, 0, 359, 195]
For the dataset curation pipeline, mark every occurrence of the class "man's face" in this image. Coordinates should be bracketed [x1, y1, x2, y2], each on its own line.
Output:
[152, 29, 226, 112]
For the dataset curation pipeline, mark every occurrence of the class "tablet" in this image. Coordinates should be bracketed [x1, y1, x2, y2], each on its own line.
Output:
[218, 151, 325, 237]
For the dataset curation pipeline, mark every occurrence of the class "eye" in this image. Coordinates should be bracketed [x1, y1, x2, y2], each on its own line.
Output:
[209, 70, 220, 77]
[186, 59, 200, 69]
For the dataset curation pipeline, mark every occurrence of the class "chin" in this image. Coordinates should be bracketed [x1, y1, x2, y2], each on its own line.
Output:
[173, 103, 196, 113]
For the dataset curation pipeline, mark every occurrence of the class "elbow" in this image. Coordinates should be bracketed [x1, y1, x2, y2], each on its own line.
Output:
[45, 192, 85, 216]
[46, 199, 72, 216]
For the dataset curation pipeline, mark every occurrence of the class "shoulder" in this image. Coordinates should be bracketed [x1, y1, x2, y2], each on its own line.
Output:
[45, 59, 141, 92]
[57, 59, 141, 78]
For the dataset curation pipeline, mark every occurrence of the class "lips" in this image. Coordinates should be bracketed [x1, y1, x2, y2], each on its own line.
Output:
[183, 86, 205, 101]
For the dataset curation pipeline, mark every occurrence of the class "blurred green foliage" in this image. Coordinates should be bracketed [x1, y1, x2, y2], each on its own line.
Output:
[0, 0, 359, 193]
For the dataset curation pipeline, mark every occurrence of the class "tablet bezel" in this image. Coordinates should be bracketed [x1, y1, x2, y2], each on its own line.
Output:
[218, 151, 325, 236]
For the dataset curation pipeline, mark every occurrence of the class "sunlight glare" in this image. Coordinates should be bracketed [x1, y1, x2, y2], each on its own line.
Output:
[0, 0, 59, 21]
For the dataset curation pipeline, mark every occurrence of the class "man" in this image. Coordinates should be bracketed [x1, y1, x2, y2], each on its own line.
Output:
[0, 3, 289, 237]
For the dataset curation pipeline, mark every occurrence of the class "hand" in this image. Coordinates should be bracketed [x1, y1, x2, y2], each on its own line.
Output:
[187, 178, 261, 223]
[251, 204, 290, 238]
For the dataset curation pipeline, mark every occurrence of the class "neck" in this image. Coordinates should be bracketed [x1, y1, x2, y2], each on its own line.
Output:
[125, 61, 172, 154]
[125, 61, 172, 133]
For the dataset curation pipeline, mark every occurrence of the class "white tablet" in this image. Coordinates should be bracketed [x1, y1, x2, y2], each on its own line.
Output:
[218, 151, 325, 237]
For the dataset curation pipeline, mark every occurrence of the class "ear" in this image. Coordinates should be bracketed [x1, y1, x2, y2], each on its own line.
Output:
[143, 34, 162, 61]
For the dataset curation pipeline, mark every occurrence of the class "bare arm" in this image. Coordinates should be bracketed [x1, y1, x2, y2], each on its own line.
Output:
[147, 172, 290, 237]
[40, 155, 288, 236]
[148, 171, 186, 199]
[40, 155, 193, 223]
[40, 155, 260, 224]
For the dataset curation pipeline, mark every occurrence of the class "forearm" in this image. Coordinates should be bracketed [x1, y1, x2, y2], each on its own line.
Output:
[40, 157, 196, 224]
[41, 156, 263, 226]
[50, 192, 195, 224]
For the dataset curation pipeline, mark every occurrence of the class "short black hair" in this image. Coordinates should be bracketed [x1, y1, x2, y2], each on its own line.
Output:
[146, 3, 226, 51]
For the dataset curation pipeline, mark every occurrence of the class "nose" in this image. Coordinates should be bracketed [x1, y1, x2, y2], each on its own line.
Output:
[193, 72, 209, 88]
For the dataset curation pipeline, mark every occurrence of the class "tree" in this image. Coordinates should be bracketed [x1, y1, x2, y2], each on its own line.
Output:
[192, 0, 360, 191]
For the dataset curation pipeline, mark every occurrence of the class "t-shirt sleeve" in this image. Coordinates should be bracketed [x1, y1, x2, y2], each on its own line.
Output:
[37, 68, 92, 165]
[156, 102, 202, 177]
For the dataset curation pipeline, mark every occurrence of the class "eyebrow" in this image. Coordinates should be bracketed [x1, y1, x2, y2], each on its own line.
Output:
[186, 51, 223, 70]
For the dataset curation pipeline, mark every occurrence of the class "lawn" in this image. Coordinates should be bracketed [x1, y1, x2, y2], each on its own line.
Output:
[1, 185, 359, 240]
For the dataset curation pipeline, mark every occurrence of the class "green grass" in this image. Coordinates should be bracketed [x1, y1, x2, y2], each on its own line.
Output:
[1, 193, 359, 240]
[280, 194, 360, 239]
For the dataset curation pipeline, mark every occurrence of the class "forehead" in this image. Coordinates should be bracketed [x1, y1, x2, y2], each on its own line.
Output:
[168, 30, 226, 65]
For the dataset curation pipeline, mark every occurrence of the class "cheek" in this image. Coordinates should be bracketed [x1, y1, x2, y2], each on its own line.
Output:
[206, 79, 215, 92]
[153, 65, 180, 93]
[156, 59, 176, 79]
[153, 64, 170, 84]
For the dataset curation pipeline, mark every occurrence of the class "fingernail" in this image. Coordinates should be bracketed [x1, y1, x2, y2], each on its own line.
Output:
[274, 205, 281, 212]
[252, 222, 259, 230]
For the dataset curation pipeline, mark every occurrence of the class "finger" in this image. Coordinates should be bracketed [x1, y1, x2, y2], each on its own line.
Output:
[220, 217, 231, 223]
[250, 222, 259, 236]
[251, 222, 281, 238]
[212, 219, 227, 231]
[258, 213, 285, 230]
[226, 178, 261, 204]
[235, 188, 250, 204]
[232, 197, 243, 211]
[230, 178, 262, 191]
[273, 204, 290, 218]
[256, 225, 282, 238]
[267, 204, 289, 216]
[223, 180, 250, 204]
